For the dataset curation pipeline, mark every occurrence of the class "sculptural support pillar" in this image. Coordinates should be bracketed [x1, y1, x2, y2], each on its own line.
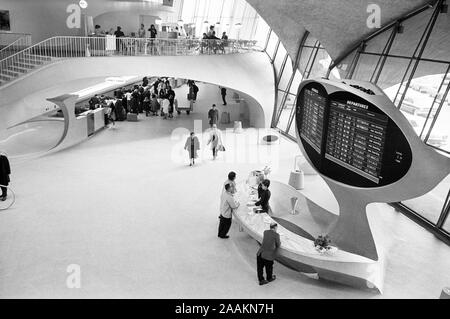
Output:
[47, 94, 84, 152]
[327, 185, 377, 260]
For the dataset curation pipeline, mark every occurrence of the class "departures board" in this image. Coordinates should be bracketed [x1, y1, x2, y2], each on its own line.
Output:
[297, 82, 412, 188]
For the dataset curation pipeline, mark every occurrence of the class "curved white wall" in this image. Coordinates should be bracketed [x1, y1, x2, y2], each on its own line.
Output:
[0, 52, 274, 131]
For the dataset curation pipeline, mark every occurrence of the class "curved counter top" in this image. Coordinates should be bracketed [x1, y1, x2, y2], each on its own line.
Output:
[232, 179, 384, 292]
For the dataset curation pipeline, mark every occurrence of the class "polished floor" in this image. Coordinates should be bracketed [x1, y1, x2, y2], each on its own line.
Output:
[0, 84, 449, 298]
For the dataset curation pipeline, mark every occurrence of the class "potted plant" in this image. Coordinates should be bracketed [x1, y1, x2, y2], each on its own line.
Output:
[314, 235, 332, 253]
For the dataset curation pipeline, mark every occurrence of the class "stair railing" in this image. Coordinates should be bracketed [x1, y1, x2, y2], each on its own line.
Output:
[0, 34, 32, 60]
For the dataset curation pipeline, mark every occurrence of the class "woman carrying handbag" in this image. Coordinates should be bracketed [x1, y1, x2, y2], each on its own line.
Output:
[207, 124, 225, 160]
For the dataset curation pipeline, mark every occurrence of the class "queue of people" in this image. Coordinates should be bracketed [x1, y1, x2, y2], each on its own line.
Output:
[86, 77, 179, 123]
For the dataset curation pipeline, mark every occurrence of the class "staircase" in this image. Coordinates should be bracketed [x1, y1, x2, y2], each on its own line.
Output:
[0, 54, 52, 86]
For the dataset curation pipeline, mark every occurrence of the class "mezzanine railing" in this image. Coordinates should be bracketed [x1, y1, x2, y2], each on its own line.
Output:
[0, 36, 261, 86]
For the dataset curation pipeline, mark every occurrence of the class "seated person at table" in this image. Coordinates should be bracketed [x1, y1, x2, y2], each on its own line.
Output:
[255, 179, 271, 214]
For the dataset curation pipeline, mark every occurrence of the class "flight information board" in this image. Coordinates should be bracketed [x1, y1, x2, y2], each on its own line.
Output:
[296, 82, 412, 188]
[299, 89, 326, 153]
[324, 100, 388, 184]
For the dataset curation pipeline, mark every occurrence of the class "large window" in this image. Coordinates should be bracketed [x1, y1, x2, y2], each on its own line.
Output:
[266, 30, 279, 60]
[343, 1, 450, 241]
[278, 55, 293, 91]
[274, 41, 287, 78]
[180, 0, 265, 40]
[402, 175, 450, 224]
[271, 32, 337, 139]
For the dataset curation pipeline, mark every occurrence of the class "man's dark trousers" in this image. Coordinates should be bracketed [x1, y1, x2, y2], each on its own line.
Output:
[218, 216, 232, 237]
[257, 253, 273, 282]
[0, 186, 7, 198]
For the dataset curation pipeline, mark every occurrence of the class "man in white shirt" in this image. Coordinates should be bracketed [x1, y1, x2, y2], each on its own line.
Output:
[218, 183, 240, 239]
[222, 171, 237, 195]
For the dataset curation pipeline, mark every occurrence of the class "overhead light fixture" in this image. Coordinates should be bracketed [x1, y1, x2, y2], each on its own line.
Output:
[235, 22, 242, 29]
[79, 0, 88, 9]
[203, 20, 209, 25]
[177, 19, 184, 26]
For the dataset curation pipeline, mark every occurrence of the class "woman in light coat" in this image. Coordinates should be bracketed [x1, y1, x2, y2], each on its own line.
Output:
[184, 132, 200, 166]
[161, 98, 169, 119]
[207, 124, 224, 160]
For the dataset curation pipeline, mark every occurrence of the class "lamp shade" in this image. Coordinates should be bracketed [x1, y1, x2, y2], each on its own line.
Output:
[177, 19, 184, 26]
[235, 22, 242, 29]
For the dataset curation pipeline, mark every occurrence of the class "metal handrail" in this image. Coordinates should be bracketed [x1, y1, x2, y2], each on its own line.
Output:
[0, 32, 32, 47]
[0, 36, 262, 85]
[0, 35, 32, 60]
[0, 184, 15, 211]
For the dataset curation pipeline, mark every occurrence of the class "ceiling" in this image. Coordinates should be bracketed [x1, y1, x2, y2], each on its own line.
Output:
[246, 0, 434, 61]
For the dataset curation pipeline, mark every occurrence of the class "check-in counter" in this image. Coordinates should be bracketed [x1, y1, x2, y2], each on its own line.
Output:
[232, 178, 384, 292]
[77, 108, 105, 136]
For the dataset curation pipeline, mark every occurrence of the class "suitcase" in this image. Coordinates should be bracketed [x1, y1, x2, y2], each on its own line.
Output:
[127, 113, 138, 121]
[221, 111, 230, 124]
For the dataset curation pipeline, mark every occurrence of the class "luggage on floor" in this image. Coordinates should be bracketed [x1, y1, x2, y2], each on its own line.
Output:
[221, 111, 230, 124]
[127, 113, 138, 121]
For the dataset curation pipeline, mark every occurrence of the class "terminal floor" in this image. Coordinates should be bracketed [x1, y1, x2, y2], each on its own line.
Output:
[0, 97, 449, 298]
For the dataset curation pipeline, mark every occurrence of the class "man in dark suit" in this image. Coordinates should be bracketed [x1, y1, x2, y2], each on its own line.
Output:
[255, 179, 271, 213]
[257, 222, 280, 285]
[208, 104, 219, 128]
[0, 154, 11, 201]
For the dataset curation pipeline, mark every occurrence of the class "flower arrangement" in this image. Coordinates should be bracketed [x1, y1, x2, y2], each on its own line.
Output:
[262, 166, 271, 176]
[314, 235, 332, 253]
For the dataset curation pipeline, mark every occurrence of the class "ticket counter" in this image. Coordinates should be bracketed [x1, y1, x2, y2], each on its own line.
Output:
[77, 108, 105, 136]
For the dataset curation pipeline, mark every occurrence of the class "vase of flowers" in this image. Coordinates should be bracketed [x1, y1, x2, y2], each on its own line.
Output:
[314, 235, 332, 254]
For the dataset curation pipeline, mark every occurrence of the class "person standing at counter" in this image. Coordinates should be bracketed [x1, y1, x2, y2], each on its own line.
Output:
[0, 153, 11, 201]
[143, 94, 150, 117]
[223, 171, 236, 194]
[114, 98, 125, 121]
[184, 132, 200, 166]
[150, 94, 160, 116]
[167, 85, 175, 119]
[218, 183, 240, 239]
[89, 94, 100, 110]
[255, 179, 271, 214]
[257, 222, 280, 285]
